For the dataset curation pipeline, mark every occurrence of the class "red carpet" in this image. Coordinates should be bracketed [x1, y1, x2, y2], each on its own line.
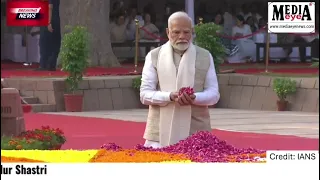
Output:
[24, 113, 318, 150]
[1, 64, 318, 78]
[1, 67, 143, 78]
[236, 68, 319, 74]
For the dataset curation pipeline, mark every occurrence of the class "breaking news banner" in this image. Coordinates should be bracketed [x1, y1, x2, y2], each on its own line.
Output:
[1, 151, 319, 180]
[6, 0, 49, 27]
[268, 2, 316, 33]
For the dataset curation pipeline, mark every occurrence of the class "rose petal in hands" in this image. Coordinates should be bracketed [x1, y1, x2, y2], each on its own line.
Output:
[178, 92, 194, 105]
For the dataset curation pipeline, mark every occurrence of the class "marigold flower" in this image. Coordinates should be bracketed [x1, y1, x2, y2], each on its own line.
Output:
[90, 149, 190, 163]
[1, 150, 99, 163]
[1, 156, 45, 163]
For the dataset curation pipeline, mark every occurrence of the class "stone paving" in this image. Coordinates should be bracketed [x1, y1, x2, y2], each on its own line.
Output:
[45, 108, 319, 138]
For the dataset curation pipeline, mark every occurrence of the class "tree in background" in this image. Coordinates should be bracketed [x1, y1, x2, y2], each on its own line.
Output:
[60, 0, 120, 67]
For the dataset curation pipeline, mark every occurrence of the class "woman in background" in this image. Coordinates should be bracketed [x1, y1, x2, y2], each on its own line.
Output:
[213, 13, 239, 59]
[232, 15, 256, 62]
[140, 13, 159, 41]
[213, 13, 224, 25]
[246, 16, 257, 33]
[110, 14, 128, 42]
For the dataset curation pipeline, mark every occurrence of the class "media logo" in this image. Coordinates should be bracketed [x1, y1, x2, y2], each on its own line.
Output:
[6, 0, 49, 27]
[11, 8, 41, 19]
[268, 2, 316, 33]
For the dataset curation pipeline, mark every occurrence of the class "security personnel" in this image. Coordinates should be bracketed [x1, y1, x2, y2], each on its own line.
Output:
[37, 0, 60, 71]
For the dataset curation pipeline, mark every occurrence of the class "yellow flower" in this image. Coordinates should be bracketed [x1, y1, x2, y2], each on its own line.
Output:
[1, 150, 99, 163]
[1, 150, 192, 163]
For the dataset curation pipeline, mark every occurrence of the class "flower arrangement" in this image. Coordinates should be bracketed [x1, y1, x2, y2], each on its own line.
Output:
[1, 126, 66, 150]
[1, 132, 266, 163]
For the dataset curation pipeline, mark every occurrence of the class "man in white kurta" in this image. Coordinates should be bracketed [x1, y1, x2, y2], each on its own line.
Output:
[140, 12, 220, 148]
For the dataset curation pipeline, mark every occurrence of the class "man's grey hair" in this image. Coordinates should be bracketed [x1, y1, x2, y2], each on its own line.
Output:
[168, 11, 192, 29]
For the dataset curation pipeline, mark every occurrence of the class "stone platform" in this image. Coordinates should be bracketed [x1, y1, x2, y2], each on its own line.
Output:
[2, 74, 319, 112]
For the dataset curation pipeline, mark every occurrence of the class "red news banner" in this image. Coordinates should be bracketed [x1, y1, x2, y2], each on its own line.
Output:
[6, 0, 49, 27]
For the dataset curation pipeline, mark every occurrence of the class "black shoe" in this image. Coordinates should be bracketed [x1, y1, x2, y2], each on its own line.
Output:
[34, 68, 47, 71]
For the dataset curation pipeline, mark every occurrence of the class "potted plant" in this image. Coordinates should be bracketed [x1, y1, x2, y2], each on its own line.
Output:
[272, 78, 297, 111]
[60, 26, 89, 112]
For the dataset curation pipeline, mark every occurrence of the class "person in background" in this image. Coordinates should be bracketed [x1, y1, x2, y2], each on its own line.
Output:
[161, 4, 173, 38]
[110, 1, 125, 22]
[214, 13, 239, 61]
[109, 1, 126, 29]
[110, 14, 128, 42]
[213, 13, 224, 25]
[223, 5, 236, 35]
[250, 3, 262, 23]
[30, 26, 41, 63]
[195, 16, 202, 25]
[232, 15, 256, 62]
[37, 0, 60, 71]
[241, 4, 251, 19]
[143, 3, 156, 24]
[258, 18, 267, 29]
[196, 2, 207, 21]
[232, 5, 243, 17]
[126, 6, 144, 41]
[246, 16, 257, 33]
[140, 13, 159, 41]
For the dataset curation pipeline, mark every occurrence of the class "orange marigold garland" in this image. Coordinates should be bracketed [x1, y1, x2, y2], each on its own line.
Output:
[90, 149, 190, 163]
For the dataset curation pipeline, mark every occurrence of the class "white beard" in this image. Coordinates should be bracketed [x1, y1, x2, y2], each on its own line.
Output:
[170, 41, 190, 51]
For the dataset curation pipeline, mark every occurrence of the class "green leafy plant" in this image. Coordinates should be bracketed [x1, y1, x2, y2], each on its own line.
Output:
[60, 26, 89, 93]
[194, 23, 225, 73]
[311, 58, 319, 68]
[132, 76, 142, 90]
[1, 126, 66, 150]
[272, 78, 297, 101]
[1, 136, 48, 150]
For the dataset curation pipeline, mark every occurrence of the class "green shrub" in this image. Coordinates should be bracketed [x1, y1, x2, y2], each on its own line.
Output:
[311, 58, 319, 68]
[132, 76, 142, 90]
[60, 26, 89, 93]
[272, 78, 297, 101]
[194, 23, 225, 73]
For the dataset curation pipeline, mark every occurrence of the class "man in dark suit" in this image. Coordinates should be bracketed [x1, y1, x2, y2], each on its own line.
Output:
[36, 0, 60, 71]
